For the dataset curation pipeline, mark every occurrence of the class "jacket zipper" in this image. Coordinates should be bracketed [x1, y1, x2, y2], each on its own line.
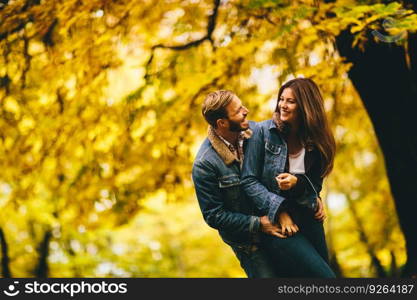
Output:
[301, 174, 318, 198]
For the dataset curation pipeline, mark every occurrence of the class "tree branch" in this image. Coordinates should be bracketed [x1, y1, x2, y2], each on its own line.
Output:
[153, 0, 220, 50]
[346, 195, 387, 277]
[144, 0, 221, 82]
[42, 18, 58, 47]
[0, 0, 40, 42]
[21, 34, 32, 89]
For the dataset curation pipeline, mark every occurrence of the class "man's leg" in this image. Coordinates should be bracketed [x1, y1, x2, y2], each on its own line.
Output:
[231, 245, 279, 278]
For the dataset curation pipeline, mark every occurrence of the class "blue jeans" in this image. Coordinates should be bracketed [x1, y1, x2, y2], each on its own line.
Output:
[261, 207, 335, 278]
[231, 245, 279, 278]
[260, 234, 335, 278]
[232, 207, 335, 278]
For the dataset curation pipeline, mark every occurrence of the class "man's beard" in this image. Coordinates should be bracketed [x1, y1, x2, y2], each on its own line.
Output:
[228, 119, 247, 132]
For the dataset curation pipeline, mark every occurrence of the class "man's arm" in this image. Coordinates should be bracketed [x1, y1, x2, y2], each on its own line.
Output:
[192, 161, 260, 235]
[193, 160, 285, 238]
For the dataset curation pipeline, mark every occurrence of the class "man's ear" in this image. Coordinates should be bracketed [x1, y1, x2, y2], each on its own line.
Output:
[216, 118, 228, 129]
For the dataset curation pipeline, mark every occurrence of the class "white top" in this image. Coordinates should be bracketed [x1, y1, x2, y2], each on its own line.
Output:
[289, 147, 305, 174]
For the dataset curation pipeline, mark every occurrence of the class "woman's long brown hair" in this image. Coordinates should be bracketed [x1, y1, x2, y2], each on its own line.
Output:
[274, 78, 336, 177]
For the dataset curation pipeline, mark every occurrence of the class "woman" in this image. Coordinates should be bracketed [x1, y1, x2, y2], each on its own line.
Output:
[242, 77, 336, 277]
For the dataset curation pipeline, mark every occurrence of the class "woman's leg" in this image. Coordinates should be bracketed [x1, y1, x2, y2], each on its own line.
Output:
[292, 207, 330, 263]
[261, 233, 336, 278]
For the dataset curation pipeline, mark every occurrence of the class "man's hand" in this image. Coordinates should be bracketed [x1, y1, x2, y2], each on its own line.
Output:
[277, 211, 299, 236]
[260, 216, 287, 238]
[276, 173, 298, 190]
[314, 197, 326, 222]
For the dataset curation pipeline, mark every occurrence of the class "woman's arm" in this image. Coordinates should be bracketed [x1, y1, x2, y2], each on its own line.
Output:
[277, 211, 299, 236]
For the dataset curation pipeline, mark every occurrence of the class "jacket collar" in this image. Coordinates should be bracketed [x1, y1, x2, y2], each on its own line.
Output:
[207, 126, 252, 165]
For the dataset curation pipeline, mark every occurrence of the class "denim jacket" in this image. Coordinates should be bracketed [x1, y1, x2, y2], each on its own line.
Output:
[241, 119, 322, 223]
[192, 122, 261, 250]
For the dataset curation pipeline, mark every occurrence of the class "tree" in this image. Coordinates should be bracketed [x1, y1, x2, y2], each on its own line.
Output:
[326, 0, 417, 276]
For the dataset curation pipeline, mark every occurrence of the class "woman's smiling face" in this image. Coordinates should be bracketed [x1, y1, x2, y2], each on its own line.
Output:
[278, 88, 299, 125]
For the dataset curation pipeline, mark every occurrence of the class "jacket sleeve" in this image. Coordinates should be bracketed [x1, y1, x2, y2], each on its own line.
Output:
[192, 161, 260, 235]
[241, 124, 286, 223]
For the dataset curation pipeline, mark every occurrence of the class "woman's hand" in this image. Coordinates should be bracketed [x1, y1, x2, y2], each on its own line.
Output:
[314, 197, 326, 222]
[276, 173, 298, 190]
[260, 216, 287, 238]
[277, 211, 299, 236]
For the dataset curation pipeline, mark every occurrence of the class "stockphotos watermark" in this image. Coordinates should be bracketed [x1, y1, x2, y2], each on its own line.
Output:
[2, 280, 128, 297]
[372, 9, 407, 43]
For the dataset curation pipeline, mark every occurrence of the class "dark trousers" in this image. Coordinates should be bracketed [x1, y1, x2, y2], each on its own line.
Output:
[232, 207, 336, 278]
[231, 245, 278, 278]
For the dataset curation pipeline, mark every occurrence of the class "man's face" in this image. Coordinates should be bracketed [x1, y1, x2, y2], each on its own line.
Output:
[224, 96, 249, 132]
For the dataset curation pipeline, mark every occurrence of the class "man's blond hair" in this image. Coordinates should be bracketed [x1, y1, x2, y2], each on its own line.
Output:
[202, 90, 236, 128]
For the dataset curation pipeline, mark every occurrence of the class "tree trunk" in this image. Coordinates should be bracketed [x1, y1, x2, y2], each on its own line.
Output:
[35, 230, 52, 278]
[390, 251, 399, 278]
[332, 1, 417, 277]
[0, 227, 11, 278]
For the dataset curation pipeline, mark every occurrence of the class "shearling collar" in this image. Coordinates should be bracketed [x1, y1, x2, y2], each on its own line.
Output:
[207, 126, 252, 165]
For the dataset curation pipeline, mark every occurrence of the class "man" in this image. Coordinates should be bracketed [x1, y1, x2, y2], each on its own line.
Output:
[191, 90, 286, 277]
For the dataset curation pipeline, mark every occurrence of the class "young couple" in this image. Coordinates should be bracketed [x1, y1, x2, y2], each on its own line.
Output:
[192, 78, 336, 277]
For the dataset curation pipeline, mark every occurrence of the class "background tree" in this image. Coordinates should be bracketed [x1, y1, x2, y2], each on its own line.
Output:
[326, 0, 417, 277]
